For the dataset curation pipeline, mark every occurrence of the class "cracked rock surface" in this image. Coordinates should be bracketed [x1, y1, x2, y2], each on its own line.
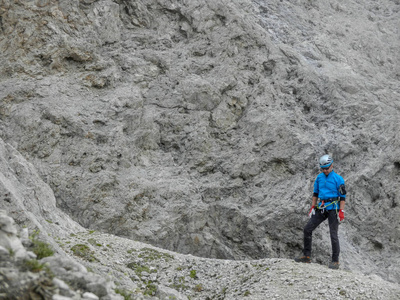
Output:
[0, 0, 400, 294]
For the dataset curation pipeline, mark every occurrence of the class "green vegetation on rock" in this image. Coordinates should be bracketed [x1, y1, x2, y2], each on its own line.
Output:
[70, 244, 98, 262]
[29, 230, 54, 259]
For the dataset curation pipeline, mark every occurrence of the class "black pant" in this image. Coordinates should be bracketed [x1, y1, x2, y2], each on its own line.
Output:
[303, 209, 340, 262]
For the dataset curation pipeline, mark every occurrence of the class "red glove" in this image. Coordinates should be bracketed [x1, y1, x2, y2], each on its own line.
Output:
[308, 206, 315, 218]
[338, 209, 345, 221]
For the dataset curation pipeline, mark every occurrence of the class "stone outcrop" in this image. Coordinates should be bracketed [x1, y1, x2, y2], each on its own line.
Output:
[1, 210, 400, 299]
[0, 0, 400, 287]
[0, 210, 124, 300]
[0, 211, 32, 260]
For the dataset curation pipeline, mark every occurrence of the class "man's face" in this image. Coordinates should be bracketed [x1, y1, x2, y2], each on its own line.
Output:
[321, 164, 333, 174]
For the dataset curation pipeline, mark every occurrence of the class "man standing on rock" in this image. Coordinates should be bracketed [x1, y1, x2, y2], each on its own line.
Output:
[295, 154, 346, 269]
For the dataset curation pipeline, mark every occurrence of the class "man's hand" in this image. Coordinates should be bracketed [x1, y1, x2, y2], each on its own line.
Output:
[338, 209, 345, 221]
[308, 206, 315, 218]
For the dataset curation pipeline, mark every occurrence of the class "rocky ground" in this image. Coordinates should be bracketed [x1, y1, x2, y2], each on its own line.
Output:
[1, 210, 400, 300]
[58, 229, 400, 300]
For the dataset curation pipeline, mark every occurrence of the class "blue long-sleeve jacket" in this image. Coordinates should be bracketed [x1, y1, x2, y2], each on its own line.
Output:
[313, 170, 346, 210]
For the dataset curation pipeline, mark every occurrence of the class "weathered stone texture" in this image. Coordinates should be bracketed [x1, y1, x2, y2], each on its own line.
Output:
[0, 0, 399, 284]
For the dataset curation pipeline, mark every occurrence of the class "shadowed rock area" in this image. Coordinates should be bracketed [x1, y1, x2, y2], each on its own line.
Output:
[0, 0, 400, 292]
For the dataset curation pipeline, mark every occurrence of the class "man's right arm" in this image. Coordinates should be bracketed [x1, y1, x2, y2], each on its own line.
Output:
[308, 194, 318, 218]
[309, 178, 319, 217]
[312, 195, 318, 207]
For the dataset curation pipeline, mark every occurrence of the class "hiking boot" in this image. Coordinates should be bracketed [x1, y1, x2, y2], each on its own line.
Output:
[294, 256, 311, 263]
[329, 261, 340, 269]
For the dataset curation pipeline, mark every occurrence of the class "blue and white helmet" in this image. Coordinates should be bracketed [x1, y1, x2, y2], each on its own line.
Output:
[319, 154, 333, 168]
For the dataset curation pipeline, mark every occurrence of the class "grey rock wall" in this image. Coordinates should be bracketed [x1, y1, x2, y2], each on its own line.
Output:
[0, 0, 400, 284]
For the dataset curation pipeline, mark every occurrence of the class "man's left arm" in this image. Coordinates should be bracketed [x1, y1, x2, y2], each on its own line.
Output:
[339, 199, 345, 221]
[340, 199, 345, 210]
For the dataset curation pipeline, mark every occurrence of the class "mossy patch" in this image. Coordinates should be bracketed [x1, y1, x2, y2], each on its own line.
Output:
[115, 288, 133, 300]
[24, 259, 50, 273]
[143, 281, 157, 296]
[169, 276, 189, 291]
[243, 290, 251, 297]
[29, 230, 54, 259]
[137, 247, 174, 262]
[127, 262, 157, 277]
[70, 244, 98, 262]
[87, 238, 102, 247]
[190, 269, 197, 279]
[194, 284, 203, 292]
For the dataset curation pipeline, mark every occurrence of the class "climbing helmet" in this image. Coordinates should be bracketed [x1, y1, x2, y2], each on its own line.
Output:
[319, 154, 333, 169]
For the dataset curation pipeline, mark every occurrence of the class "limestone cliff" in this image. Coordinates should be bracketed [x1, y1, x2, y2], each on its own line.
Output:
[0, 0, 399, 285]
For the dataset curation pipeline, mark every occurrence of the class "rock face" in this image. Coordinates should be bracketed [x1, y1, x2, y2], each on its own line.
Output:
[0, 0, 400, 286]
[0, 210, 124, 300]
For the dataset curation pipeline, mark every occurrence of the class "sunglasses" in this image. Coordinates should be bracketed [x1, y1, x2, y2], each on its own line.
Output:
[321, 167, 331, 171]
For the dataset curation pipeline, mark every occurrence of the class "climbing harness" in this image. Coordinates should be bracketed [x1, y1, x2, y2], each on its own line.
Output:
[316, 198, 346, 222]
[316, 198, 339, 214]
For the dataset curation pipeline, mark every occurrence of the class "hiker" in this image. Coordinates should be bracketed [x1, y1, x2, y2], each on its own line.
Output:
[295, 154, 346, 269]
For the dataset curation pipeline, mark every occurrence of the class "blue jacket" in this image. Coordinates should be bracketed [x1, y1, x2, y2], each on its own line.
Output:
[313, 170, 346, 210]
